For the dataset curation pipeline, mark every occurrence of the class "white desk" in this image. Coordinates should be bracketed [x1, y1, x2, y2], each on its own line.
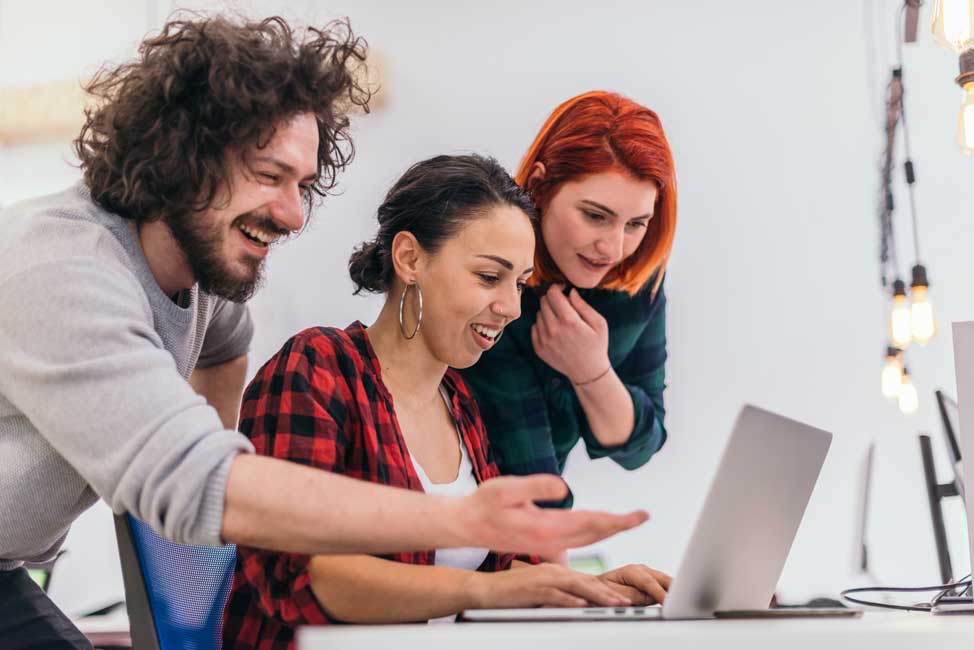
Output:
[298, 611, 974, 650]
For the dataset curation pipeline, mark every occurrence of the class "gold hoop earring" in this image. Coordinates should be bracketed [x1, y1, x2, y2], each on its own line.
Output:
[398, 282, 423, 340]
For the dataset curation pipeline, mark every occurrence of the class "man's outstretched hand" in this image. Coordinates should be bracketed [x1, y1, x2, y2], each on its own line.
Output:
[451, 475, 649, 559]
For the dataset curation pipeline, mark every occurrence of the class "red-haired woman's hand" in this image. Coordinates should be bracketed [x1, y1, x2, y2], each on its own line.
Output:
[531, 285, 610, 385]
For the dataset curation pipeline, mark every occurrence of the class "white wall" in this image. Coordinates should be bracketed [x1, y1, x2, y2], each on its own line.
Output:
[2, 0, 973, 616]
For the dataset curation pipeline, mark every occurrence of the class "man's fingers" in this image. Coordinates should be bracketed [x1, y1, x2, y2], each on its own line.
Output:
[542, 509, 649, 549]
[585, 509, 650, 532]
[481, 480, 648, 554]
[576, 510, 650, 542]
[498, 474, 569, 505]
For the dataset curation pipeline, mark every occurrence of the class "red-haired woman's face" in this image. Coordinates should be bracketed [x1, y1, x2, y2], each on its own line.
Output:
[540, 170, 658, 288]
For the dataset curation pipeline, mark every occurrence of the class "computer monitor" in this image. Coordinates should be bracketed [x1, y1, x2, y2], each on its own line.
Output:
[936, 389, 966, 501]
[950, 322, 974, 594]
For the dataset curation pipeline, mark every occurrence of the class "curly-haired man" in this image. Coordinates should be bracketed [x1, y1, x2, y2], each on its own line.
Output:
[0, 15, 646, 649]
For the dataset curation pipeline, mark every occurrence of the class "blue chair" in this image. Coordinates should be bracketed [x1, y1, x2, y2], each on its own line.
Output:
[114, 514, 237, 650]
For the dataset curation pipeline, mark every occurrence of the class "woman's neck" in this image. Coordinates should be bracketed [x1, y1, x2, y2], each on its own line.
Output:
[367, 299, 447, 411]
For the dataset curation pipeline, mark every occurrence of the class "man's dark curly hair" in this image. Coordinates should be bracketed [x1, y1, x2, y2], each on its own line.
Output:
[75, 14, 370, 224]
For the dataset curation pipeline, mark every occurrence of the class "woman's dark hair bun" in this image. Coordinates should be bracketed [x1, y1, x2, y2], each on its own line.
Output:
[348, 240, 387, 294]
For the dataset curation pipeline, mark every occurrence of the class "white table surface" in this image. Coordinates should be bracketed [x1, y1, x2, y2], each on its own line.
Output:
[298, 610, 974, 650]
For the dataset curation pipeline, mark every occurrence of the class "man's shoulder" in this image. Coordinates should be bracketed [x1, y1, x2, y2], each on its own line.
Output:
[1, 183, 137, 283]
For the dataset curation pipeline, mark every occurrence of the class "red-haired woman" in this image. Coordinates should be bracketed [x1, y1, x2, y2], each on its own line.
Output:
[461, 91, 677, 508]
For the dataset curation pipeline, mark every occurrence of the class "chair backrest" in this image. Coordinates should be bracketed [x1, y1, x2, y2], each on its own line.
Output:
[114, 514, 237, 650]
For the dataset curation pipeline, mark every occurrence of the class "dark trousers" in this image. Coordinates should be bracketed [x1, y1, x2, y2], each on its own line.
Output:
[0, 568, 92, 650]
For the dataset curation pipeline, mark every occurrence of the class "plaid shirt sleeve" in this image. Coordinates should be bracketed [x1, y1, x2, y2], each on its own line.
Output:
[232, 332, 348, 628]
[578, 284, 668, 470]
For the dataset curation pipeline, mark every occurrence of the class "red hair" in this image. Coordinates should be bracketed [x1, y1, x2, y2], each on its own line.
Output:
[516, 90, 677, 295]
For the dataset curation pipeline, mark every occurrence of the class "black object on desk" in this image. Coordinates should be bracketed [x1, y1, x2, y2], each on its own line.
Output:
[919, 433, 961, 585]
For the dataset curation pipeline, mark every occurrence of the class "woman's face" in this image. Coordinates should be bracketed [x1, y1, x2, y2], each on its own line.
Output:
[416, 205, 536, 369]
[540, 170, 658, 288]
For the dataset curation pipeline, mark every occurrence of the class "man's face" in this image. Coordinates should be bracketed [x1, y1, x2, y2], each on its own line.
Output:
[166, 112, 319, 302]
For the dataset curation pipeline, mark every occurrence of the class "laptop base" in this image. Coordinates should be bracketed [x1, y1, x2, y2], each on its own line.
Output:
[460, 606, 670, 622]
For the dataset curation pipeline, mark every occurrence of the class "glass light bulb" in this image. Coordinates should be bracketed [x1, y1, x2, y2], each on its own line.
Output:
[932, 0, 974, 52]
[911, 285, 936, 346]
[899, 375, 920, 415]
[891, 295, 913, 348]
[881, 357, 903, 399]
[958, 83, 974, 154]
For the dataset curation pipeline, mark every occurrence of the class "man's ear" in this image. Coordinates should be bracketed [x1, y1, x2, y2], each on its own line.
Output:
[390, 231, 426, 284]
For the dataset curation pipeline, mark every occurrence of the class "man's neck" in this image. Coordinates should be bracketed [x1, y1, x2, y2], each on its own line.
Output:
[138, 219, 196, 297]
[367, 301, 447, 411]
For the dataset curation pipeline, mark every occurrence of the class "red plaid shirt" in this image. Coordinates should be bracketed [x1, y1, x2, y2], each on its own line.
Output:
[222, 322, 520, 650]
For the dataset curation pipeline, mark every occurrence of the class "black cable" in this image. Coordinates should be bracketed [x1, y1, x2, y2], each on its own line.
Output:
[895, 1, 924, 263]
[841, 578, 972, 612]
[865, 0, 896, 290]
[930, 573, 973, 607]
[896, 2, 907, 66]
[879, 70, 901, 287]
[864, 0, 883, 124]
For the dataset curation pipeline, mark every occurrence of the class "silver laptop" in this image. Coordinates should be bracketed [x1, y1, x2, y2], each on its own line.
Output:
[463, 404, 832, 622]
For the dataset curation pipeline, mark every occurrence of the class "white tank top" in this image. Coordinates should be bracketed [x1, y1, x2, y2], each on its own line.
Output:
[407, 387, 490, 573]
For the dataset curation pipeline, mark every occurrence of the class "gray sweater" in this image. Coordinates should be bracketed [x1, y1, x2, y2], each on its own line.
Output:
[0, 183, 255, 570]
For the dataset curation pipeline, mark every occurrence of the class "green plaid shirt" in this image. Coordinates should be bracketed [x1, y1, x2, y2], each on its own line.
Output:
[460, 280, 667, 507]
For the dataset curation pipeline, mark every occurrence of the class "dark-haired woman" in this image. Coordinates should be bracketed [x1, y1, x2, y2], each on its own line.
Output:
[223, 154, 669, 647]
[461, 91, 677, 508]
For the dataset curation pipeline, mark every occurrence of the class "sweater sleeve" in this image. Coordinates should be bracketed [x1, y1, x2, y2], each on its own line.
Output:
[578, 287, 668, 470]
[197, 298, 254, 368]
[0, 258, 253, 547]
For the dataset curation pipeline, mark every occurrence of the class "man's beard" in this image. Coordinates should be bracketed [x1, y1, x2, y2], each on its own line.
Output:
[165, 211, 266, 303]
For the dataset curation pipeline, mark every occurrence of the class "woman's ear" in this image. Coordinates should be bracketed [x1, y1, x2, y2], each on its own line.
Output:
[526, 162, 546, 191]
[390, 231, 425, 284]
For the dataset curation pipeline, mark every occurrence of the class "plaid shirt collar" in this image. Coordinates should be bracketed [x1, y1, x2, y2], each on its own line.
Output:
[346, 319, 477, 413]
